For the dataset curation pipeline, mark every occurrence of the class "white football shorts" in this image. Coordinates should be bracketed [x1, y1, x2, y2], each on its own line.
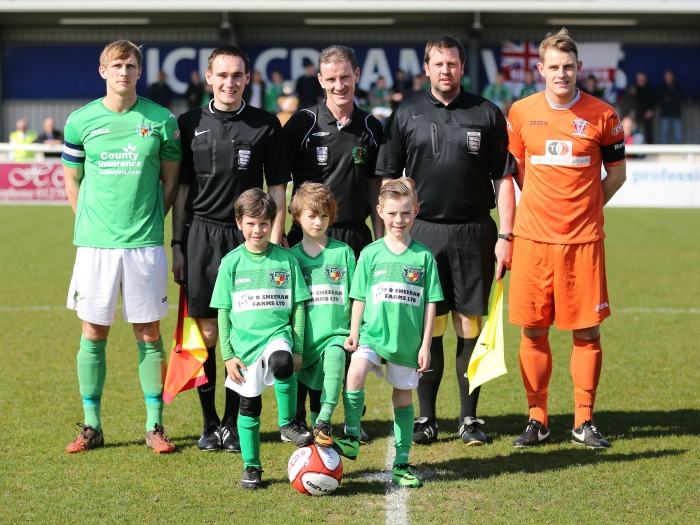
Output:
[224, 338, 292, 398]
[67, 246, 169, 325]
[352, 345, 421, 390]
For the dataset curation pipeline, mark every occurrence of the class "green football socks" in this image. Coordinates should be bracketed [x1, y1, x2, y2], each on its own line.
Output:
[342, 389, 365, 438]
[238, 414, 261, 469]
[137, 337, 166, 431]
[77, 336, 107, 431]
[317, 345, 346, 423]
[274, 374, 297, 427]
[393, 404, 415, 467]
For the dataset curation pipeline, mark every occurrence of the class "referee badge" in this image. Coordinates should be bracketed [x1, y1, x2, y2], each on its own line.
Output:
[316, 147, 328, 165]
[402, 266, 424, 284]
[238, 149, 251, 169]
[270, 270, 290, 287]
[467, 131, 481, 153]
[352, 146, 367, 165]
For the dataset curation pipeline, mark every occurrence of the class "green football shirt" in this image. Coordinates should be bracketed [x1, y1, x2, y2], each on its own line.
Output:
[350, 238, 443, 368]
[290, 238, 356, 367]
[62, 97, 182, 248]
[210, 244, 311, 366]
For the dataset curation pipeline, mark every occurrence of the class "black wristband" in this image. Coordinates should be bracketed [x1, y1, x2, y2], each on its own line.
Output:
[170, 239, 184, 247]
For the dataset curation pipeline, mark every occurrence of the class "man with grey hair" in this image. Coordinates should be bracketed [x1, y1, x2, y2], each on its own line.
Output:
[283, 44, 384, 441]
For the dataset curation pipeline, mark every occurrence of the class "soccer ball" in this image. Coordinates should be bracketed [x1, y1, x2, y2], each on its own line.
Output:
[288, 444, 343, 495]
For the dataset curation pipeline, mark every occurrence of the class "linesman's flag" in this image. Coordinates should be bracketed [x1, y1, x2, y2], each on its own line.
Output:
[466, 280, 507, 393]
[163, 286, 209, 403]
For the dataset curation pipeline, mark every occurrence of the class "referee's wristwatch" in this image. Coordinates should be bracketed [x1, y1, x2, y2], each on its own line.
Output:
[498, 232, 515, 241]
[170, 239, 184, 247]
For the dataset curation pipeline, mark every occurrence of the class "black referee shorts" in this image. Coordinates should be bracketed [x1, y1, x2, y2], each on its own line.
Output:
[185, 215, 244, 319]
[287, 221, 373, 260]
[411, 216, 497, 317]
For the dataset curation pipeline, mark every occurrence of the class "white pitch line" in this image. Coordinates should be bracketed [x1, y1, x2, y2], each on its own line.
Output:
[384, 431, 409, 525]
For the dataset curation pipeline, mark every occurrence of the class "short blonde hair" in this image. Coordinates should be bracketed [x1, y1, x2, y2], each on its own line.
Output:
[539, 28, 579, 62]
[289, 182, 337, 225]
[99, 40, 143, 68]
[378, 178, 418, 207]
[234, 188, 277, 222]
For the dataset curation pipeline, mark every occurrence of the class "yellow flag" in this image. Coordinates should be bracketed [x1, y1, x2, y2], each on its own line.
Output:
[467, 280, 506, 393]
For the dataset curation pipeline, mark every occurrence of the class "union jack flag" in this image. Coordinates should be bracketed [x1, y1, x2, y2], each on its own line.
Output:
[500, 41, 540, 80]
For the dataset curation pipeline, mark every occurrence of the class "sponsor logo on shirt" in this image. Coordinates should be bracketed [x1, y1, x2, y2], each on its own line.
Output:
[402, 266, 424, 284]
[326, 266, 346, 283]
[173, 129, 181, 140]
[137, 124, 153, 137]
[611, 122, 623, 136]
[352, 146, 367, 165]
[467, 131, 481, 153]
[233, 289, 291, 311]
[238, 149, 251, 169]
[530, 140, 591, 166]
[572, 118, 589, 137]
[371, 282, 423, 306]
[312, 132, 330, 137]
[529, 120, 548, 126]
[308, 284, 345, 305]
[316, 146, 328, 165]
[270, 269, 290, 287]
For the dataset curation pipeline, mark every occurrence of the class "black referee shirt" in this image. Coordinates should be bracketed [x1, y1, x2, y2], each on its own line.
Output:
[283, 101, 383, 224]
[178, 100, 289, 223]
[376, 89, 516, 223]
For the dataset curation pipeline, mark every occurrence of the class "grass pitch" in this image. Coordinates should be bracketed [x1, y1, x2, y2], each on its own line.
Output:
[0, 206, 698, 525]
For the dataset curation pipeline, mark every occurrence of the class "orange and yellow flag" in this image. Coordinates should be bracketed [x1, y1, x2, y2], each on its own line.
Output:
[163, 287, 209, 404]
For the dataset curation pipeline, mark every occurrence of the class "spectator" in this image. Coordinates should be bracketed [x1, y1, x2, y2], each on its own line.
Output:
[616, 84, 639, 122]
[264, 70, 285, 113]
[390, 69, 413, 109]
[185, 70, 205, 110]
[9, 118, 37, 161]
[148, 70, 174, 109]
[243, 70, 266, 109]
[659, 70, 684, 144]
[275, 80, 298, 126]
[482, 71, 513, 114]
[633, 71, 657, 144]
[583, 74, 604, 98]
[296, 58, 323, 109]
[413, 74, 426, 95]
[369, 76, 392, 116]
[622, 116, 645, 159]
[34, 117, 63, 158]
[518, 69, 538, 100]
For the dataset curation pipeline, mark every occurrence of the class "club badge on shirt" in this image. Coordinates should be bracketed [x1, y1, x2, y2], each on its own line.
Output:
[137, 124, 153, 137]
[326, 266, 346, 283]
[352, 146, 366, 165]
[316, 146, 328, 165]
[403, 266, 425, 284]
[270, 270, 290, 287]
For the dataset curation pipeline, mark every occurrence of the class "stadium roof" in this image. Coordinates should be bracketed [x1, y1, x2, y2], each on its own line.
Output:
[1, 0, 699, 30]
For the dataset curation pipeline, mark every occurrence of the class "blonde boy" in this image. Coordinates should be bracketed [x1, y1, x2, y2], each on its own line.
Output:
[336, 178, 443, 488]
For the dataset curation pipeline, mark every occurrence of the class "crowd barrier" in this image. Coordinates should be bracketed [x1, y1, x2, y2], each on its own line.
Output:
[1, 143, 699, 207]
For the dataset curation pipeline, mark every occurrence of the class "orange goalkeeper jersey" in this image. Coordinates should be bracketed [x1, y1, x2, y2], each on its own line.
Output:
[507, 91, 625, 244]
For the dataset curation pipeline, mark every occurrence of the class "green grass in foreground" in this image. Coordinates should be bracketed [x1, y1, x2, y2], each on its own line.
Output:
[0, 206, 698, 525]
